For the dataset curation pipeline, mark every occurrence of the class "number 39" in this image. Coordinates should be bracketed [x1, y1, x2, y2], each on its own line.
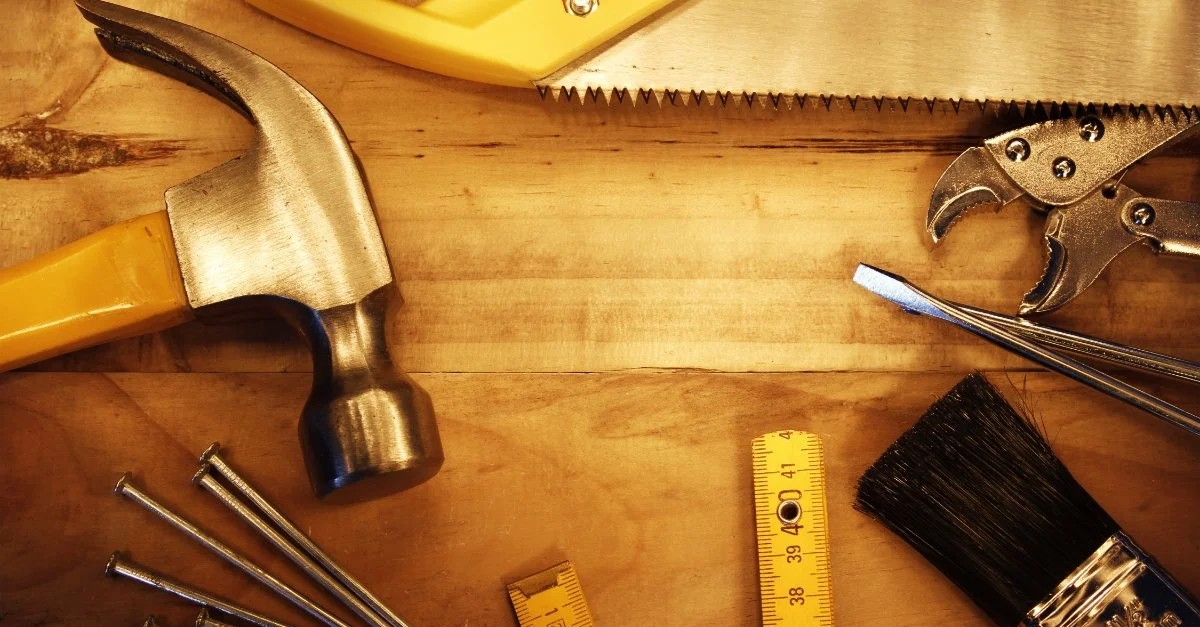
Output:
[786, 545, 803, 563]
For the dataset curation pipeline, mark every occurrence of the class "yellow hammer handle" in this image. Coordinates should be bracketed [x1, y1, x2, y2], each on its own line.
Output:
[246, 0, 676, 87]
[0, 211, 193, 371]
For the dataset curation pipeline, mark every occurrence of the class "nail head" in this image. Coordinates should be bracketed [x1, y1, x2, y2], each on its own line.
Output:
[200, 442, 222, 465]
[114, 472, 132, 496]
[192, 464, 212, 487]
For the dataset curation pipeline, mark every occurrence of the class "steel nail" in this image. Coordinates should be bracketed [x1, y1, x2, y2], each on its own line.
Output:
[113, 473, 352, 627]
[201, 444, 410, 627]
[104, 552, 289, 627]
[194, 463, 391, 627]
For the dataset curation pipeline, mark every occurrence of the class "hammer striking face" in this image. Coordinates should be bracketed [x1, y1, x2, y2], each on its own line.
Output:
[0, 0, 442, 502]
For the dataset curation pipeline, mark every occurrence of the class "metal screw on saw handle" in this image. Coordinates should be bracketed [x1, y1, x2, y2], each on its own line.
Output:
[200, 443, 411, 627]
[1005, 138, 1030, 162]
[104, 552, 289, 627]
[192, 463, 393, 627]
[113, 473, 353, 627]
[565, 0, 597, 16]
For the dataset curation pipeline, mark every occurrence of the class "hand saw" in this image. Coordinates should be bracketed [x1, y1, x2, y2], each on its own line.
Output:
[248, 0, 1200, 107]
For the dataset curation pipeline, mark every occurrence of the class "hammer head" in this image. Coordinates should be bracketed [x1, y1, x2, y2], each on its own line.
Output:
[77, 0, 442, 502]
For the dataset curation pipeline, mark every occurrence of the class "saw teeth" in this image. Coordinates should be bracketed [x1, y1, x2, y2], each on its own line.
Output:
[536, 89, 1200, 118]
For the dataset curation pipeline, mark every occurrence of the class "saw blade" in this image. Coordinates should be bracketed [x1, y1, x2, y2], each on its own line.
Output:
[538, 0, 1200, 108]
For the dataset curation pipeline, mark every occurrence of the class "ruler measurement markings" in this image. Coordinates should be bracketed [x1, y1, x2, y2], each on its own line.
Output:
[753, 431, 835, 627]
[507, 561, 594, 627]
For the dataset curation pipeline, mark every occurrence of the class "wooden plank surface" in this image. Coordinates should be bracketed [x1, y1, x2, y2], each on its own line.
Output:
[5, 1, 1200, 375]
[1, 372, 1197, 626]
[1, 1, 1198, 626]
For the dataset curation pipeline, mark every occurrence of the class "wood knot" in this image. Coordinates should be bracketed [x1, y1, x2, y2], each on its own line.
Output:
[0, 117, 179, 179]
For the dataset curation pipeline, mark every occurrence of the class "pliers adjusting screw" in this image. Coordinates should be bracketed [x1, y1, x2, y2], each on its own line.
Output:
[1130, 203, 1156, 227]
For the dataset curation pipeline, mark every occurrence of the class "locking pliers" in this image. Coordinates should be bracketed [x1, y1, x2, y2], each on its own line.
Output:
[926, 107, 1200, 315]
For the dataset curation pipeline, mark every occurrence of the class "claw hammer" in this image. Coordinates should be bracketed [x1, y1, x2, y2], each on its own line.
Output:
[0, 0, 442, 502]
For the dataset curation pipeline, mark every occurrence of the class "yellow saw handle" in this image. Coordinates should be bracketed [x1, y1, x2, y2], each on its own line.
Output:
[0, 211, 192, 371]
[246, 0, 676, 87]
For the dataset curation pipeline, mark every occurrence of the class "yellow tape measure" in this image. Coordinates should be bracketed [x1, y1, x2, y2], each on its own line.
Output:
[753, 430, 834, 626]
[507, 561, 594, 627]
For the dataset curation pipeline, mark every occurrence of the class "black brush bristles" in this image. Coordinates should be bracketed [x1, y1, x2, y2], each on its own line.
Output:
[854, 373, 1119, 626]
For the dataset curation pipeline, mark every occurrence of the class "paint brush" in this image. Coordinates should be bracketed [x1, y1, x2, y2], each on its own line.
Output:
[854, 373, 1198, 626]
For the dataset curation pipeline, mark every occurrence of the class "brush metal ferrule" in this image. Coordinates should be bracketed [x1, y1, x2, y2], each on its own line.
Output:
[1023, 532, 1198, 627]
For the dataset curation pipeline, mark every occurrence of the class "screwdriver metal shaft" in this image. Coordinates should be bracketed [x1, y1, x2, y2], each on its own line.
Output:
[854, 263, 1200, 437]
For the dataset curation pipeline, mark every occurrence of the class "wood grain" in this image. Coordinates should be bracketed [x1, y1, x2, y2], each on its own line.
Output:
[1, 2, 1198, 627]
[4, 1, 1200, 374]
[0, 372, 1195, 626]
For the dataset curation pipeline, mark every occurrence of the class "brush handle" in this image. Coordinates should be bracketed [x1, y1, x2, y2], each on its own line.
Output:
[1024, 533, 1198, 627]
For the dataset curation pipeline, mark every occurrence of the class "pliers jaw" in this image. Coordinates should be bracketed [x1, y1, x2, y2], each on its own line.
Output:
[926, 109, 1200, 315]
[926, 147, 1025, 243]
[1020, 186, 1143, 315]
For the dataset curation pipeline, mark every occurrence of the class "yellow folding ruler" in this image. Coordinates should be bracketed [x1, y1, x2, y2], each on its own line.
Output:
[752, 430, 834, 626]
[506, 561, 594, 627]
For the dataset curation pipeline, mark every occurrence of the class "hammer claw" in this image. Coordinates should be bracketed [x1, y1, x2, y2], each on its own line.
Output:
[0, 1, 443, 500]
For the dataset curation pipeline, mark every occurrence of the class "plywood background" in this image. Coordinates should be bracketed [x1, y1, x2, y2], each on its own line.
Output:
[1, 2, 1197, 625]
